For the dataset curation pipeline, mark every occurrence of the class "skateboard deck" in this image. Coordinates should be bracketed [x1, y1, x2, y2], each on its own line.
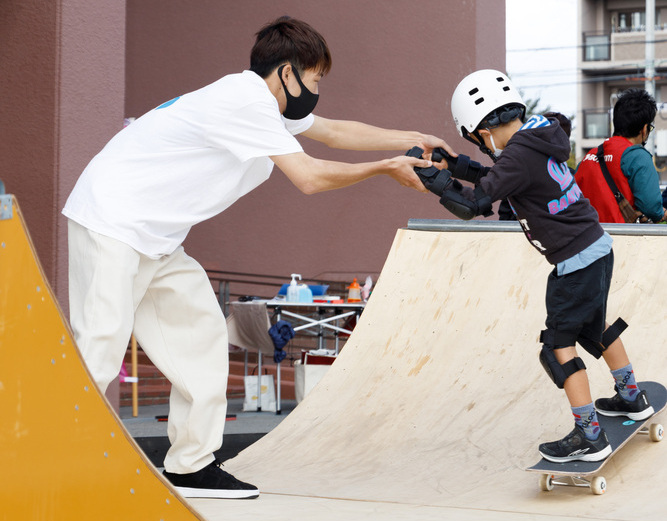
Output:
[527, 381, 667, 494]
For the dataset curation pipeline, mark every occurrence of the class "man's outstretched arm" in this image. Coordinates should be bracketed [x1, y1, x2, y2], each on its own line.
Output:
[271, 151, 433, 194]
[301, 115, 455, 157]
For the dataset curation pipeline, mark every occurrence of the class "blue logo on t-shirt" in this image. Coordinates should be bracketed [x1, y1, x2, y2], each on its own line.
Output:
[156, 96, 180, 109]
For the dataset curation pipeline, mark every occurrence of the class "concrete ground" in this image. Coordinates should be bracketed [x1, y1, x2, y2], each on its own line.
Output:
[120, 399, 297, 438]
[120, 398, 298, 468]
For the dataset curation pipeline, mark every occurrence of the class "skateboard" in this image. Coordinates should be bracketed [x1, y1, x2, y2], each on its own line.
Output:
[527, 381, 667, 495]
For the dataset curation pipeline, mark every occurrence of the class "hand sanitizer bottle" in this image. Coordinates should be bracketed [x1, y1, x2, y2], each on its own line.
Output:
[287, 274, 301, 303]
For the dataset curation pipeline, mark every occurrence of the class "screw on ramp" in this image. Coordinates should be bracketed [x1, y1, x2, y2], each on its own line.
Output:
[0, 196, 204, 521]
[211, 221, 667, 521]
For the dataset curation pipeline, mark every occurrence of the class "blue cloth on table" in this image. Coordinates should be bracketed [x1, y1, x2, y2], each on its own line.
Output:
[269, 320, 295, 363]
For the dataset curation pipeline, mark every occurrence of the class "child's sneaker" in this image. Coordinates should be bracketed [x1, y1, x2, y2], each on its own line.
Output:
[539, 425, 612, 463]
[595, 388, 654, 421]
[163, 459, 259, 499]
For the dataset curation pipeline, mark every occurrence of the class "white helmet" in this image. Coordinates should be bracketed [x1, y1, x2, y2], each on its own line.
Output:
[451, 69, 525, 138]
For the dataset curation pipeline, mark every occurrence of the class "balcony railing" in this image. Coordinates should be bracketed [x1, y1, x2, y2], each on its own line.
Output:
[584, 26, 667, 63]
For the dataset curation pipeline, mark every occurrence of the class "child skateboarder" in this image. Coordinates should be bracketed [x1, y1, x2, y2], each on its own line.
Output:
[425, 70, 654, 462]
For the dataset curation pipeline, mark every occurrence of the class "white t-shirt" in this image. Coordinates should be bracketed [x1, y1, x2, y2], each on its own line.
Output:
[63, 70, 313, 258]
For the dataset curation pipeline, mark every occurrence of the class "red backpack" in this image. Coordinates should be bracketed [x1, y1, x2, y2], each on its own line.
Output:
[575, 136, 636, 223]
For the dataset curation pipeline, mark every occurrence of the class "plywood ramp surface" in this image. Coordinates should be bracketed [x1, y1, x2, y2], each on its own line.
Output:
[214, 226, 666, 520]
[0, 196, 203, 521]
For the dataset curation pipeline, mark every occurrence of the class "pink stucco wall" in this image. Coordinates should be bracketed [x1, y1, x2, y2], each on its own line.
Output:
[124, 0, 506, 286]
[1, 0, 59, 281]
[1, 1, 126, 308]
[1, 0, 506, 308]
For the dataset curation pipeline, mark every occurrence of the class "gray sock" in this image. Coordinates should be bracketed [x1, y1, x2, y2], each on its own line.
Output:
[572, 403, 601, 440]
[611, 364, 639, 401]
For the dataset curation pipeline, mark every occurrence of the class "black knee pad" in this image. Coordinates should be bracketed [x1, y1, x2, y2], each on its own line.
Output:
[539, 345, 586, 389]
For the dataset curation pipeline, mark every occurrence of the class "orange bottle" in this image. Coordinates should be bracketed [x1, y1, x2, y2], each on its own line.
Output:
[347, 278, 361, 302]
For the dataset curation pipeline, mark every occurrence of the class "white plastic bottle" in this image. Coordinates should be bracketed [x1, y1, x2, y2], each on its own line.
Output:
[286, 274, 301, 303]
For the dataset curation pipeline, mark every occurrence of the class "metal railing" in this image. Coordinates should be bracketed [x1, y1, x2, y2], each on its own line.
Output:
[407, 219, 667, 236]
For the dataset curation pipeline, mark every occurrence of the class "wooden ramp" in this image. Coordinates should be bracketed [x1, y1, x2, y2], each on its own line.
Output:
[0, 195, 203, 521]
[210, 221, 667, 521]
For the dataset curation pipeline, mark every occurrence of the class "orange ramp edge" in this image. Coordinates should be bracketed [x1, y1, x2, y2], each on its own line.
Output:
[0, 196, 204, 521]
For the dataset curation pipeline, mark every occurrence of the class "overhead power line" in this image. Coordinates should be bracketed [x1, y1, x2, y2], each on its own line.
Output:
[514, 72, 663, 91]
[508, 36, 667, 53]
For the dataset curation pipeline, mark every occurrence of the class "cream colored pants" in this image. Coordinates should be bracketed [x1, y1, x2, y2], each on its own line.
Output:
[67, 220, 229, 474]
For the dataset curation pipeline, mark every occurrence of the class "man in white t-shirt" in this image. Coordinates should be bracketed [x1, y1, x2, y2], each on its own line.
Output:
[63, 16, 452, 499]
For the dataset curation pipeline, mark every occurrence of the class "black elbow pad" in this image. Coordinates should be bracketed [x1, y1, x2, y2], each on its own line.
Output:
[440, 184, 493, 220]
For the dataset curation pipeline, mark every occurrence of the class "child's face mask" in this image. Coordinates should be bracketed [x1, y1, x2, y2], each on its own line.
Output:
[489, 133, 503, 158]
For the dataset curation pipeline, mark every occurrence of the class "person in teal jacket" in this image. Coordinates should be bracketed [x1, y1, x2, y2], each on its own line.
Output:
[576, 89, 666, 223]
[619, 137, 665, 222]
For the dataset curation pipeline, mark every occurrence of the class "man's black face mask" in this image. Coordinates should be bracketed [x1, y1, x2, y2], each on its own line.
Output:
[278, 64, 319, 120]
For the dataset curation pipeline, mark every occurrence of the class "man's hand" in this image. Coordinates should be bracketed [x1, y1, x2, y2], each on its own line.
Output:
[405, 146, 459, 196]
[383, 155, 433, 193]
[418, 134, 457, 159]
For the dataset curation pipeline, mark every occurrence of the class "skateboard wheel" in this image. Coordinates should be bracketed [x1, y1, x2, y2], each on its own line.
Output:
[539, 474, 554, 492]
[591, 476, 606, 495]
[649, 423, 664, 442]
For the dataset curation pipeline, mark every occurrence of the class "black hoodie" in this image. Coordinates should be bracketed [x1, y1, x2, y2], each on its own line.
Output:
[475, 118, 604, 265]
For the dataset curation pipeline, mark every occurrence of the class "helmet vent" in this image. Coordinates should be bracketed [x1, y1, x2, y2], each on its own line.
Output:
[503, 86, 510, 91]
[468, 87, 479, 95]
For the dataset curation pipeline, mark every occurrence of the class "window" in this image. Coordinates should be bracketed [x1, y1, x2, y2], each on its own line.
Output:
[584, 109, 611, 139]
[615, 10, 647, 32]
[583, 33, 610, 61]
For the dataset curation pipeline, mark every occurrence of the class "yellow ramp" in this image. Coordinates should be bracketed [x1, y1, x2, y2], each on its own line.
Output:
[0, 195, 203, 521]
[212, 221, 667, 521]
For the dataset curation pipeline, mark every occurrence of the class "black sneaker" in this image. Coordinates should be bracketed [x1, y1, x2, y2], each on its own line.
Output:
[539, 425, 612, 463]
[595, 388, 654, 421]
[163, 460, 259, 499]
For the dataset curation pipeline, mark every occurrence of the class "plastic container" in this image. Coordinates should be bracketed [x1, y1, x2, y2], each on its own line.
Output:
[347, 278, 361, 302]
[298, 283, 313, 303]
[287, 274, 301, 303]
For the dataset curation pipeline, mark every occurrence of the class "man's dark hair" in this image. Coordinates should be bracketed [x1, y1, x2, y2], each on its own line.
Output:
[250, 16, 332, 78]
[612, 88, 657, 137]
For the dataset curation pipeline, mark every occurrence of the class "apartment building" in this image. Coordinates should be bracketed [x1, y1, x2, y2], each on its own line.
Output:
[576, 0, 667, 183]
